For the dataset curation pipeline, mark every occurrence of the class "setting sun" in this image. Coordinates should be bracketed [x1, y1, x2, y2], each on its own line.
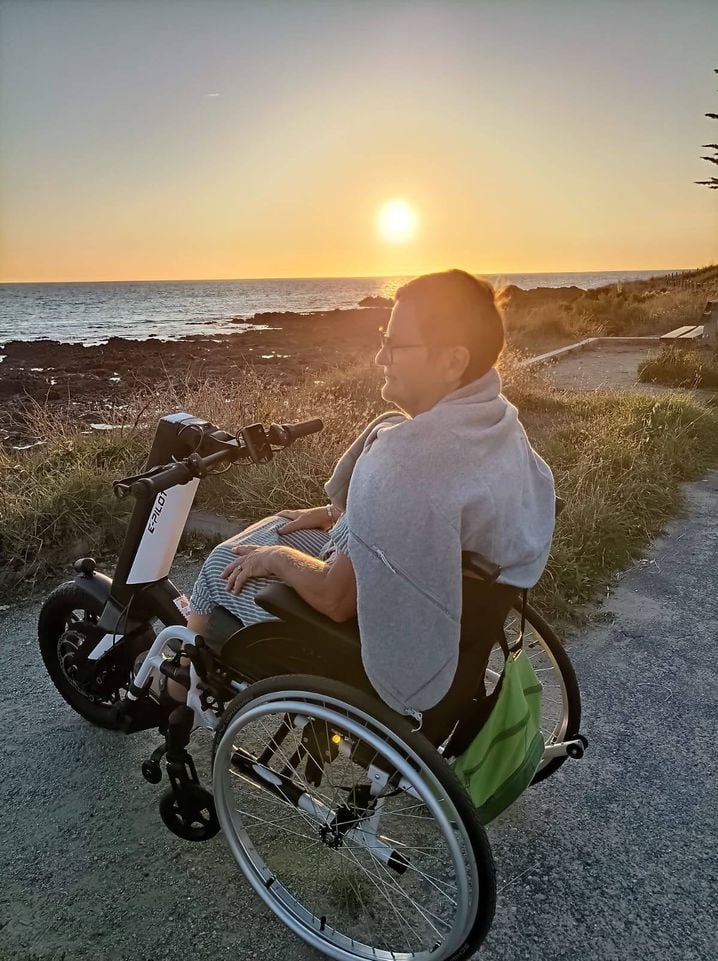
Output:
[377, 199, 417, 245]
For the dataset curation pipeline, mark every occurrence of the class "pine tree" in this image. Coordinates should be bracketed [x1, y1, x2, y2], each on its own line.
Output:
[696, 68, 718, 189]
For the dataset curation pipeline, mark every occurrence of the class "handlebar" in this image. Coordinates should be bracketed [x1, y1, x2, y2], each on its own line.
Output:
[129, 461, 194, 498]
[114, 417, 324, 501]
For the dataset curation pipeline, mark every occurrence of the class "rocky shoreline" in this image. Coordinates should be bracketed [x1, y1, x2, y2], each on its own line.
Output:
[0, 285, 595, 447]
[0, 307, 391, 446]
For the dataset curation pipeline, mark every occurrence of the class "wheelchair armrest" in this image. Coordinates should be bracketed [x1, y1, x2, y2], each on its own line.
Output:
[255, 582, 361, 646]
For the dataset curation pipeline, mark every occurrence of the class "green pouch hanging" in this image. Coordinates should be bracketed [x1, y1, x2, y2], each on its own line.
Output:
[452, 646, 544, 824]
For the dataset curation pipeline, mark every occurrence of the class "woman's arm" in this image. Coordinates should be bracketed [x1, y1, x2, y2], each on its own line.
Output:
[276, 504, 342, 534]
[273, 548, 356, 622]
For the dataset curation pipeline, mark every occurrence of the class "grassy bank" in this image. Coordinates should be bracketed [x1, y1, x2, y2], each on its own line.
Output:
[2, 359, 718, 626]
[505, 272, 718, 352]
[638, 346, 718, 388]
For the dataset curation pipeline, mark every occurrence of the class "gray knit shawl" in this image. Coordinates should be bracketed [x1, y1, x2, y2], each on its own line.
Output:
[325, 368, 555, 716]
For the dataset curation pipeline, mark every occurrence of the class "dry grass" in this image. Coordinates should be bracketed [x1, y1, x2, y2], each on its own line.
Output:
[3, 358, 718, 628]
[505, 284, 714, 352]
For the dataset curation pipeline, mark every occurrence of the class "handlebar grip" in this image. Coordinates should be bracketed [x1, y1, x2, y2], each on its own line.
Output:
[281, 418, 324, 443]
[129, 461, 193, 498]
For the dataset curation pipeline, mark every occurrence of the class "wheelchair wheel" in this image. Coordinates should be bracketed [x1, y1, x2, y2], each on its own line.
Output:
[212, 674, 496, 961]
[487, 602, 581, 784]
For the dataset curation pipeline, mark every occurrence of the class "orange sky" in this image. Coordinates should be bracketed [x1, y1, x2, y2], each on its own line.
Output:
[1, 1, 716, 283]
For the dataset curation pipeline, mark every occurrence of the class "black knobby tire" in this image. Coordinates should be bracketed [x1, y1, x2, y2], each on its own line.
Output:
[38, 580, 146, 728]
[213, 674, 497, 961]
[519, 603, 582, 785]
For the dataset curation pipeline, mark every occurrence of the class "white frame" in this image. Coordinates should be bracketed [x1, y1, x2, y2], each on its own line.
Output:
[127, 625, 246, 732]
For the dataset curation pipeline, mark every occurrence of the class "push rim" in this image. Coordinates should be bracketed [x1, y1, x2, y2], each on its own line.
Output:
[213, 689, 481, 961]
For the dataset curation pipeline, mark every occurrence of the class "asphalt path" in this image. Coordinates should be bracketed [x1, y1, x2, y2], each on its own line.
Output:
[1, 472, 716, 961]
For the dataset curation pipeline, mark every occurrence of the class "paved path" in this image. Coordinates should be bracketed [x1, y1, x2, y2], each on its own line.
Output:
[541, 345, 661, 392]
[539, 343, 718, 399]
[1, 473, 716, 960]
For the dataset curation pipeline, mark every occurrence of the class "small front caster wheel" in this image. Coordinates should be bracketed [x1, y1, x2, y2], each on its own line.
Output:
[141, 760, 162, 784]
[159, 785, 219, 842]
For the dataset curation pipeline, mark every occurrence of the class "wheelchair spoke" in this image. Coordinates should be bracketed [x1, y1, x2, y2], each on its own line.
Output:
[349, 827, 458, 903]
[231, 801, 320, 846]
[253, 716, 335, 828]
[357, 842, 451, 939]
[336, 833, 428, 950]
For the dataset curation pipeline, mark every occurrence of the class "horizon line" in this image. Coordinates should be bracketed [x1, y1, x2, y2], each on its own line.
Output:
[0, 266, 695, 286]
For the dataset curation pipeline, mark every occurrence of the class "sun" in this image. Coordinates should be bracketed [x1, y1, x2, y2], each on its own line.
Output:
[377, 199, 417, 244]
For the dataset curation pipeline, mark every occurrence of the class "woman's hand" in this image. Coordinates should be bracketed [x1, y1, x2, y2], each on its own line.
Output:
[222, 545, 283, 594]
[276, 505, 335, 534]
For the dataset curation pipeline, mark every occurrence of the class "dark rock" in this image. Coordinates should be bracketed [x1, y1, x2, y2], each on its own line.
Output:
[0, 305, 391, 440]
[501, 285, 585, 308]
[358, 295, 393, 308]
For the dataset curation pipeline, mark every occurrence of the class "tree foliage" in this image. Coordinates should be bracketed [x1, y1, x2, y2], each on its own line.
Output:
[696, 69, 718, 189]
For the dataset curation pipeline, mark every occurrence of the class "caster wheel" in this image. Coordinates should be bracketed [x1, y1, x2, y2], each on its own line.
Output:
[159, 784, 219, 841]
[142, 760, 162, 784]
[567, 742, 584, 759]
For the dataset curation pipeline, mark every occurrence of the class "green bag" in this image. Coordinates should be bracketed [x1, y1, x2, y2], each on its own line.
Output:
[452, 645, 544, 824]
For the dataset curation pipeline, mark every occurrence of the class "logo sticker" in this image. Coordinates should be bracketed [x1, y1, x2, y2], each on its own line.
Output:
[147, 492, 167, 533]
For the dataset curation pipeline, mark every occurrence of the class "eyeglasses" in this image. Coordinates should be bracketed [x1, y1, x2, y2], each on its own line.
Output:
[378, 327, 426, 364]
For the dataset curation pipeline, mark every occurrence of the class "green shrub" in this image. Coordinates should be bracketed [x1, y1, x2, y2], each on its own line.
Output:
[638, 347, 718, 389]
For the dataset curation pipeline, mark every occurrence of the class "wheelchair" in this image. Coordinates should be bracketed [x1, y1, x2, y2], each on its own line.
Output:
[206, 564, 583, 960]
[38, 411, 585, 960]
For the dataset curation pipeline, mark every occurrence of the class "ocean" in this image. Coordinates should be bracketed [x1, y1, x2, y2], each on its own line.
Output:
[0, 271, 676, 346]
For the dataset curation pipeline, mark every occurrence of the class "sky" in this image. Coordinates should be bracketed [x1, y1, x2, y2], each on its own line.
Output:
[0, 0, 717, 283]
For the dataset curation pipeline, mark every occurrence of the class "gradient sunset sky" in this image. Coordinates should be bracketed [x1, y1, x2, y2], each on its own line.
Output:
[1, 0, 716, 283]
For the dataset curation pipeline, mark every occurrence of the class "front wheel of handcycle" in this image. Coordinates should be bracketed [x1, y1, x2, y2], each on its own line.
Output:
[38, 581, 152, 728]
[212, 674, 496, 961]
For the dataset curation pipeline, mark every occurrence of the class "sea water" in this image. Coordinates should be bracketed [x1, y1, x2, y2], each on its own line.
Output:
[0, 271, 676, 345]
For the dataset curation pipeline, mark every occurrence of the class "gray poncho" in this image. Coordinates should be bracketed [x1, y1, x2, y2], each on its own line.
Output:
[325, 368, 555, 716]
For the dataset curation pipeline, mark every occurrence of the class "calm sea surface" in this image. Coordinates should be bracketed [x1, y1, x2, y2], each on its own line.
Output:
[0, 271, 676, 346]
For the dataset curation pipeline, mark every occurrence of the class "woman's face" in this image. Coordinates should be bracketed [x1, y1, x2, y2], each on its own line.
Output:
[374, 300, 463, 416]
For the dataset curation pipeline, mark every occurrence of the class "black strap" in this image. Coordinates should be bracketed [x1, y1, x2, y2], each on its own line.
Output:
[509, 588, 529, 656]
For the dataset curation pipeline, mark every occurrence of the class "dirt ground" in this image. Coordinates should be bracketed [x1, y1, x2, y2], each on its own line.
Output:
[538, 345, 672, 394]
[537, 342, 718, 401]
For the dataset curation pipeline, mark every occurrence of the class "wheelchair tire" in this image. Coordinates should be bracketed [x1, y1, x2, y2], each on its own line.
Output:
[212, 674, 496, 961]
[505, 603, 582, 784]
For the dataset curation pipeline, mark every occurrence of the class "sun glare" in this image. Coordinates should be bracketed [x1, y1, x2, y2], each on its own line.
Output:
[377, 199, 417, 244]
